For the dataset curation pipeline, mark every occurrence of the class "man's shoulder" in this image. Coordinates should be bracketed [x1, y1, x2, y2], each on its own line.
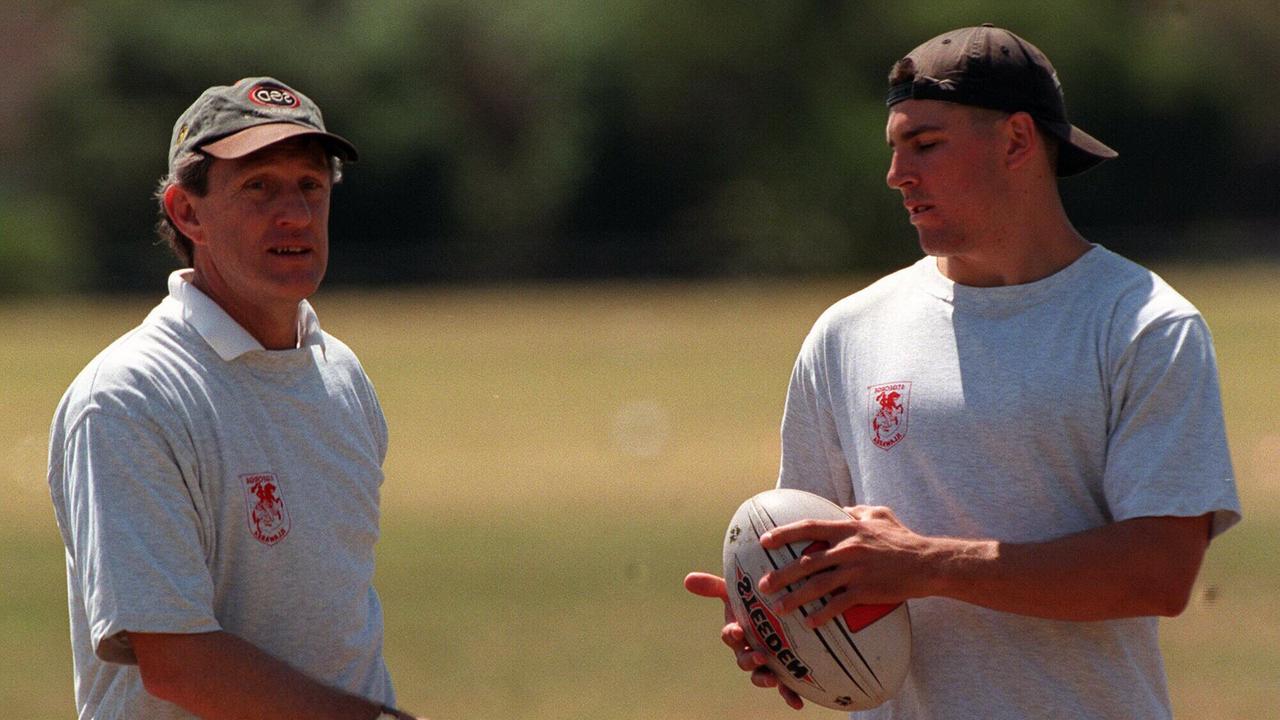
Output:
[1083, 246, 1203, 331]
[318, 329, 359, 362]
[55, 305, 205, 425]
[810, 261, 923, 334]
[316, 329, 373, 380]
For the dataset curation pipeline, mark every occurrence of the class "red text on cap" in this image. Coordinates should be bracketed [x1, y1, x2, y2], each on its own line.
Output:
[249, 84, 300, 108]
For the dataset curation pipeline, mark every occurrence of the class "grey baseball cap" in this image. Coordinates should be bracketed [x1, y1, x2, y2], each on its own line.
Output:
[168, 77, 358, 172]
[886, 25, 1116, 177]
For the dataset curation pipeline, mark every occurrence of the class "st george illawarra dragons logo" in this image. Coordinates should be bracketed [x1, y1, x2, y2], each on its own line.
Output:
[868, 381, 911, 450]
[241, 473, 290, 545]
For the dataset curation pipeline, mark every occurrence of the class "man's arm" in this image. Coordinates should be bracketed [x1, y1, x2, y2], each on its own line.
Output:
[683, 511, 1210, 711]
[130, 631, 422, 720]
[758, 507, 1212, 624]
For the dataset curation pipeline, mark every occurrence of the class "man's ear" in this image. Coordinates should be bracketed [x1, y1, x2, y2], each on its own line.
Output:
[1003, 112, 1040, 172]
[164, 185, 205, 246]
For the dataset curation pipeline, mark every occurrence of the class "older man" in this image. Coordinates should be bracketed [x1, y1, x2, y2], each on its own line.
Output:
[49, 77, 422, 720]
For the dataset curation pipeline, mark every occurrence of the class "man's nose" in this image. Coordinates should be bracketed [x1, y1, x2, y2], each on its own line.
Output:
[276, 187, 313, 227]
[885, 151, 915, 191]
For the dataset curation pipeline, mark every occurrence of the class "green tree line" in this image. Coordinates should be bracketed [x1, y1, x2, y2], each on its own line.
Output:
[1, 0, 1276, 293]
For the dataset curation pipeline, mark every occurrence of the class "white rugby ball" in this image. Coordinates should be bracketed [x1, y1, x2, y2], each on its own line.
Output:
[722, 488, 911, 711]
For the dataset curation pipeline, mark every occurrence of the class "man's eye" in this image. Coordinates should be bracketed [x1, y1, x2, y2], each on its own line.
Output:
[917, 141, 938, 150]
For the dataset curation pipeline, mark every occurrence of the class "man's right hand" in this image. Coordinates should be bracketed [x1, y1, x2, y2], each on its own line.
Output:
[683, 572, 804, 710]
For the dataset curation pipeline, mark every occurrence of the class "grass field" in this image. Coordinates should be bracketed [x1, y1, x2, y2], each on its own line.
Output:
[2, 264, 1276, 719]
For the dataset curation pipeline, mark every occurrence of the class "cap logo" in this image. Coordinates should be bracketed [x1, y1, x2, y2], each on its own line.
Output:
[249, 84, 300, 108]
[175, 123, 189, 147]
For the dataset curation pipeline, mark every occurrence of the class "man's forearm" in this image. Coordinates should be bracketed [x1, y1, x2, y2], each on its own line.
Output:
[926, 514, 1212, 621]
[130, 630, 387, 720]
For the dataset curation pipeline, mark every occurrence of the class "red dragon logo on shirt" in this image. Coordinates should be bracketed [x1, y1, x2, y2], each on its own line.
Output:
[868, 381, 911, 450]
[241, 473, 290, 545]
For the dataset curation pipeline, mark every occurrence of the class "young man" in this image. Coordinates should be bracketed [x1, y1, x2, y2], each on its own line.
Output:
[48, 78, 423, 720]
[687, 25, 1241, 719]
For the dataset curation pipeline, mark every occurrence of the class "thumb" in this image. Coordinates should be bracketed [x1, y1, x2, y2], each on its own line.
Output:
[684, 572, 729, 600]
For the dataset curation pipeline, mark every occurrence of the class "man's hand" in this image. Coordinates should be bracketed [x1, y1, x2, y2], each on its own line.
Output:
[757, 505, 934, 627]
[683, 572, 804, 710]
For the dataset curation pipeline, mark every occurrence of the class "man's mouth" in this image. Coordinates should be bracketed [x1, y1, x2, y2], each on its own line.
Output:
[269, 246, 311, 255]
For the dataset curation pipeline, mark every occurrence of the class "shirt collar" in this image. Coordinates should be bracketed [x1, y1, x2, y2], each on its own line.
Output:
[166, 270, 327, 361]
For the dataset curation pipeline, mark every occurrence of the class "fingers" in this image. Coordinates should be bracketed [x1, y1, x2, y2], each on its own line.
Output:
[737, 644, 768, 672]
[726, 619, 770, 680]
[769, 569, 850, 618]
[749, 668, 805, 709]
[720, 618, 749, 650]
[759, 505, 894, 551]
[687, 572, 739, 627]
[759, 518, 853, 550]
[846, 504, 896, 522]
[758, 545, 839, 594]
[684, 572, 729, 600]
[797, 592, 859, 628]
[756, 505, 913, 598]
[780, 683, 805, 710]
[750, 665, 778, 688]
[721, 610, 774, 679]
[687, 570, 804, 710]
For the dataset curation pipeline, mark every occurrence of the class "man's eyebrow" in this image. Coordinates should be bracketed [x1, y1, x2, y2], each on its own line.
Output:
[887, 124, 944, 147]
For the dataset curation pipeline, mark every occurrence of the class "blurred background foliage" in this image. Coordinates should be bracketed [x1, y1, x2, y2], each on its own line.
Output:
[1, 0, 1276, 293]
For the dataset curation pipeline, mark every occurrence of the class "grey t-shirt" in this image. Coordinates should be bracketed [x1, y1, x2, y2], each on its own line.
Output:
[48, 271, 394, 719]
[779, 247, 1241, 720]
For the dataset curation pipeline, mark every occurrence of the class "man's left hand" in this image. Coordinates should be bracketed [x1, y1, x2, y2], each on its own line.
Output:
[755, 505, 936, 627]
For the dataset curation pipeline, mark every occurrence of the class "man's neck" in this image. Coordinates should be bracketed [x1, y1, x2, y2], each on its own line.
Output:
[188, 271, 301, 350]
[936, 191, 1089, 287]
[937, 231, 1090, 288]
[228, 305, 300, 351]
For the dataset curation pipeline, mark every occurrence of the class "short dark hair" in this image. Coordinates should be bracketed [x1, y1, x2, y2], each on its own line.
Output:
[887, 56, 916, 87]
[153, 147, 344, 267]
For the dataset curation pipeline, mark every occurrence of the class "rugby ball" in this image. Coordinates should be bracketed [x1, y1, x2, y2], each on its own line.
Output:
[722, 488, 911, 711]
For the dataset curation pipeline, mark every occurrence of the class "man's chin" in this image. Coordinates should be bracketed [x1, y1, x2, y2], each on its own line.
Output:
[915, 231, 966, 258]
[269, 266, 326, 298]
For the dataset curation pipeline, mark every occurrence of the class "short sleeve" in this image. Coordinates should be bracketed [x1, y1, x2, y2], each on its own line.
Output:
[1103, 316, 1241, 538]
[63, 411, 221, 664]
[777, 322, 855, 506]
[361, 372, 389, 464]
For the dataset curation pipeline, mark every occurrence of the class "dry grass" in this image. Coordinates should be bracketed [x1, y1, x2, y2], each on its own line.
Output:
[3, 265, 1275, 719]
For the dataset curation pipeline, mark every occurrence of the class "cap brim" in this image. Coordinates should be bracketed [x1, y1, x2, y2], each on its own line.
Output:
[1040, 120, 1117, 177]
[200, 122, 359, 162]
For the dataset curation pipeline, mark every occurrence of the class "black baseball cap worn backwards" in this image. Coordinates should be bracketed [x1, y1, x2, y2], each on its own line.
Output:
[886, 24, 1117, 177]
[168, 77, 358, 173]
